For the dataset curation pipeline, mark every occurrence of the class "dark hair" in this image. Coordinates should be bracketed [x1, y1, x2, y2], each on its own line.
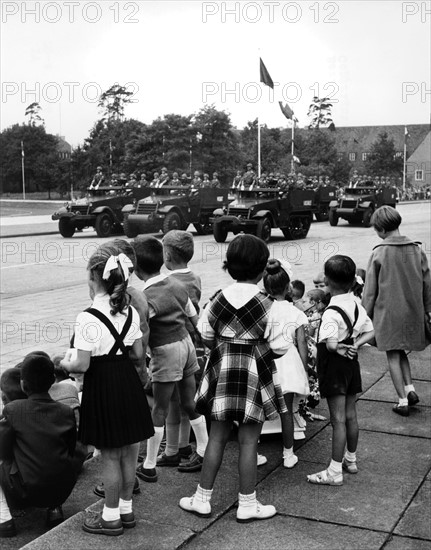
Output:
[263, 259, 291, 296]
[20, 355, 55, 394]
[306, 288, 326, 303]
[222, 234, 269, 281]
[132, 236, 164, 274]
[1, 368, 27, 404]
[291, 280, 305, 298]
[163, 230, 194, 264]
[324, 255, 356, 292]
[371, 205, 402, 232]
[88, 242, 130, 316]
[52, 354, 70, 381]
[112, 239, 137, 271]
[25, 350, 51, 360]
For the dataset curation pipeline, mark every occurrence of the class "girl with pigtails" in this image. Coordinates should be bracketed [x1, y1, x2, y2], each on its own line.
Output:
[61, 242, 154, 536]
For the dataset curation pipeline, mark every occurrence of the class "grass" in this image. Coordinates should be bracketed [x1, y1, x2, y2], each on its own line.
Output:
[0, 192, 67, 200]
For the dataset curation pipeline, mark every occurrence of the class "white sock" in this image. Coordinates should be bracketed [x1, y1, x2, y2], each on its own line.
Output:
[102, 505, 120, 522]
[119, 498, 133, 515]
[190, 416, 208, 457]
[283, 446, 294, 458]
[345, 450, 357, 462]
[328, 459, 342, 476]
[399, 397, 408, 407]
[195, 484, 213, 503]
[165, 421, 180, 456]
[238, 491, 257, 507]
[0, 486, 12, 523]
[144, 426, 164, 468]
[405, 384, 415, 394]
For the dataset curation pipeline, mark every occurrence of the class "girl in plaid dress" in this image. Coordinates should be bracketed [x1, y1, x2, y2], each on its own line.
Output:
[179, 235, 289, 523]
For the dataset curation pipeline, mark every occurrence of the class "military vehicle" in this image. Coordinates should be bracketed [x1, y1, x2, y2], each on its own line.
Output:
[122, 186, 229, 238]
[328, 185, 397, 227]
[52, 186, 151, 238]
[313, 185, 338, 221]
[212, 187, 314, 243]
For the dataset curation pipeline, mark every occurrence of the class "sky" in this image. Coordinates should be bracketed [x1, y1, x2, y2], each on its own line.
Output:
[1, 0, 430, 146]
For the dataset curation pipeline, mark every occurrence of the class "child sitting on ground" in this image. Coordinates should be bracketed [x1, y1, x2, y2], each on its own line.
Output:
[307, 255, 374, 486]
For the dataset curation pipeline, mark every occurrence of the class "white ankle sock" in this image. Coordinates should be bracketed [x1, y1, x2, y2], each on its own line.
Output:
[102, 505, 120, 522]
[405, 384, 415, 394]
[238, 492, 257, 507]
[144, 426, 164, 468]
[283, 446, 294, 458]
[190, 416, 208, 457]
[0, 487, 12, 523]
[165, 422, 180, 456]
[328, 459, 342, 476]
[196, 484, 213, 503]
[399, 397, 408, 406]
[345, 450, 357, 462]
[119, 498, 132, 515]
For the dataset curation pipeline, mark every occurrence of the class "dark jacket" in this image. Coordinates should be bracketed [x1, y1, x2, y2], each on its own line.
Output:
[0, 393, 77, 508]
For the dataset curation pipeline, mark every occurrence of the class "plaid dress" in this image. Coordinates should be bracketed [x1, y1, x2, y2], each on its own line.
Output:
[196, 291, 287, 424]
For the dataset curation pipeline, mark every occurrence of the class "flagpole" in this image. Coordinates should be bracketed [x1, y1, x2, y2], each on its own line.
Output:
[21, 141, 26, 200]
[291, 120, 295, 174]
[402, 126, 407, 196]
[258, 118, 261, 178]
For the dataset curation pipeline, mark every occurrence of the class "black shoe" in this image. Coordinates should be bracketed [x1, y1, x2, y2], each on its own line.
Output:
[393, 404, 409, 417]
[177, 451, 204, 472]
[157, 452, 180, 467]
[179, 445, 193, 459]
[407, 391, 420, 406]
[82, 513, 123, 536]
[46, 506, 64, 529]
[120, 512, 136, 529]
[0, 519, 16, 538]
[94, 476, 141, 498]
[136, 464, 158, 483]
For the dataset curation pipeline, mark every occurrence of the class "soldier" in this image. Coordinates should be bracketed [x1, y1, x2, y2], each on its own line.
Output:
[126, 173, 138, 187]
[171, 172, 181, 185]
[267, 172, 278, 188]
[258, 172, 268, 188]
[118, 172, 128, 187]
[150, 172, 160, 188]
[232, 170, 242, 189]
[139, 173, 149, 187]
[201, 173, 211, 188]
[181, 173, 190, 186]
[241, 163, 257, 189]
[89, 166, 105, 190]
[110, 173, 119, 187]
[158, 167, 170, 188]
[211, 172, 221, 188]
[191, 170, 202, 187]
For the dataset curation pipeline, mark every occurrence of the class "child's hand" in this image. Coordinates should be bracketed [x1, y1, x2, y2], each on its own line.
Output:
[336, 344, 357, 360]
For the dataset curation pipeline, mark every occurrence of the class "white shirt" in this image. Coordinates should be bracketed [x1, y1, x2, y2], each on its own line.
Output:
[198, 282, 289, 356]
[74, 293, 142, 355]
[318, 293, 373, 343]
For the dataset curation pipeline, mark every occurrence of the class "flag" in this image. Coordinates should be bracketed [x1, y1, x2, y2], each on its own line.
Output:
[404, 126, 409, 144]
[279, 101, 294, 120]
[259, 58, 274, 89]
[293, 155, 300, 164]
[21, 141, 25, 158]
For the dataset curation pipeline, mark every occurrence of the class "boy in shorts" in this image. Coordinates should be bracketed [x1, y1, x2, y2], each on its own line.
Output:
[132, 236, 208, 483]
[307, 255, 374, 486]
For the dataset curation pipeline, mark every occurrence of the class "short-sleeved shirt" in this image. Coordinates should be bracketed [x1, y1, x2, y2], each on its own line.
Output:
[73, 293, 142, 355]
[318, 293, 373, 343]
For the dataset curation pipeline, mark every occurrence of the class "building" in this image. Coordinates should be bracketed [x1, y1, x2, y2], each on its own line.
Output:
[406, 130, 431, 188]
[56, 135, 72, 160]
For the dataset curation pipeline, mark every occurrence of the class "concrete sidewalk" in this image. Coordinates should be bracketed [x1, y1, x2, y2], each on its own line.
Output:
[2, 345, 429, 550]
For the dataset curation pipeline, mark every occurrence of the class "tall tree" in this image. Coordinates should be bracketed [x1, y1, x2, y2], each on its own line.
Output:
[25, 102, 44, 127]
[365, 131, 403, 177]
[98, 84, 134, 122]
[307, 97, 333, 129]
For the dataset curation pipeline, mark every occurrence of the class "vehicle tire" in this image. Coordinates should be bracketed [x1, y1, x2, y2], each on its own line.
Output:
[194, 223, 212, 235]
[315, 208, 329, 222]
[58, 218, 75, 238]
[281, 216, 303, 240]
[329, 209, 339, 226]
[123, 217, 139, 238]
[299, 215, 312, 238]
[362, 207, 373, 228]
[162, 211, 181, 234]
[213, 220, 228, 243]
[95, 213, 113, 238]
[256, 218, 271, 243]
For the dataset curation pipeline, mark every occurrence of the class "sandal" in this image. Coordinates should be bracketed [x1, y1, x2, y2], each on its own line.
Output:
[307, 469, 343, 486]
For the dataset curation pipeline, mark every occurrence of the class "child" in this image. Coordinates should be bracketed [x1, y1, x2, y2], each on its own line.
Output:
[362, 206, 431, 416]
[351, 268, 366, 302]
[313, 271, 326, 290]
[179, 235, 289, 523]
[157, 230, 202, 468]
[0, 355, 77, 538]
[307, 255, 374, 486]
[291, 279, 307, 311]
[61, 243, 154, 536]
[132, 236, 208, 483]
[306, 289, 328, 339]
[263, 259, 309, 468]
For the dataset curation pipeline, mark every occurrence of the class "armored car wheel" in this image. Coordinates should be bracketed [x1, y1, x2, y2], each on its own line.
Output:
[59, 218, 75, 238]
[213, 220, 228, 243]
[256, 218, 271, 243]
[194, 223, 212, 235]
[123, 217, 139, 238]
[362, 207, 373, 228]
[329, 210, 339, 226]
[163, 212, 181, 234]
[95, 213, 113, 238]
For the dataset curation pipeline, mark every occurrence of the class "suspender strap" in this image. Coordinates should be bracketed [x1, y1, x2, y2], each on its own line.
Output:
[325, 304, 359, 340]
[85, 307, 133, 356]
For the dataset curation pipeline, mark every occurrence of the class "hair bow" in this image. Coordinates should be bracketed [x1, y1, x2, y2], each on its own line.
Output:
[277, 258, 293, 279]
[355, 274, 364, 285]
[102, 253, 133, 281]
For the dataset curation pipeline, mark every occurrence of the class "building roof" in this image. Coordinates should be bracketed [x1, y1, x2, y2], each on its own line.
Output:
[407, 130, 431, 163]
[56, 135, 72, 153]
